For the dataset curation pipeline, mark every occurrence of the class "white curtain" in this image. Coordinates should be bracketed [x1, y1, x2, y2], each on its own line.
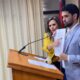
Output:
[0, 0, 45, 80]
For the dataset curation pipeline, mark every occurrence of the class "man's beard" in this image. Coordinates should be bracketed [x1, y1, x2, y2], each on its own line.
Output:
[64, 22, 73, 28]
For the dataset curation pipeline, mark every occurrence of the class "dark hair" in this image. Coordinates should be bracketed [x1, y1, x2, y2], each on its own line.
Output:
[46, 16, 61, 32]
[62, 4, 79, 19]
[46, 16, 61, 39]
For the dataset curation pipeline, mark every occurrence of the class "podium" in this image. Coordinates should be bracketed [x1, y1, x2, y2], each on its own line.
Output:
[8, 49, 63, 80]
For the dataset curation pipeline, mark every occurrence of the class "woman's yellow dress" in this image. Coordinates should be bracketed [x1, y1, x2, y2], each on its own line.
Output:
[42, 33, 54, 64]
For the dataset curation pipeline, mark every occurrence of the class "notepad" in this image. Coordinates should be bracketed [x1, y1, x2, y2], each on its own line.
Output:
[28, 59, 57, 70]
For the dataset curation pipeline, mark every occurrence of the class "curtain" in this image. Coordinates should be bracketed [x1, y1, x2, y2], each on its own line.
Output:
[0, 0, 45, 80]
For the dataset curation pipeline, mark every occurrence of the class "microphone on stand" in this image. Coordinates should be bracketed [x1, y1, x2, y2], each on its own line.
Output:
[18, 36, 48, 53]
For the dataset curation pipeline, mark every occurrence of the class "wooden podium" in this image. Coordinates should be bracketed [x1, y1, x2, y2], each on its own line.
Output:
[8, 49, 63, 80]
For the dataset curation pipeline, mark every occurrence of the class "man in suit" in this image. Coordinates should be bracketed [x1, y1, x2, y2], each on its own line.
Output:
[59, 4, 80, 80]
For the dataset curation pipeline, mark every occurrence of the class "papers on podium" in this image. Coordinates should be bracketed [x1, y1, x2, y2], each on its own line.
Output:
[34, 56, 45, 61]
[54, 28, 66, 56]
[28, 59, 57, 70]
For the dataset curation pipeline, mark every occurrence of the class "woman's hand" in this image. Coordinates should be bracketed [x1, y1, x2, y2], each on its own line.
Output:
[47, 39, 60, 50]
[44, 57, 52, 64]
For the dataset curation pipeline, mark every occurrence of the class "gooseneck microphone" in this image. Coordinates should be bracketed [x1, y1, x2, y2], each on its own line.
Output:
[18, 36, 48, 53]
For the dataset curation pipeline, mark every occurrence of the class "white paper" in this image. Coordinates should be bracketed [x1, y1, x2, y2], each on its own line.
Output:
[28, 59, 57, 69]
[54, 28, 66, 56]
[34, 56, 46, 61]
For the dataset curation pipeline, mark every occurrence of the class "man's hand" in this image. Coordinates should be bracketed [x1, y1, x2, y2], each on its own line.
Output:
[59, 53, 68, 61]
[53, 39, 61, 47]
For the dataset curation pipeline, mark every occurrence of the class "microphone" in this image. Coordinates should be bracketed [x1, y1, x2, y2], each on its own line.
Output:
[18, 36, 48, 53]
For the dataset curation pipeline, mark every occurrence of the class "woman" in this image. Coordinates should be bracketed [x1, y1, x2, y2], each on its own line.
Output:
[42, 16, 61, 69]
[42, 16, 67, 80]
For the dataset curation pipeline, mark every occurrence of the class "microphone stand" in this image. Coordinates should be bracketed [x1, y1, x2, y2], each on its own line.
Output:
[18, 36, 48, 53]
